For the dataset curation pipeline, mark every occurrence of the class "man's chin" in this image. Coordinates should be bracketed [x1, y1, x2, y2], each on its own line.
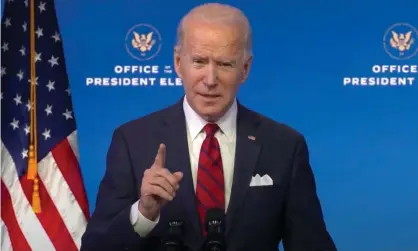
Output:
[196, 107, 226, 121]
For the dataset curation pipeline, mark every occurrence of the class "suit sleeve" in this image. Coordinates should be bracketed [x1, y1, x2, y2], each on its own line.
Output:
[282, 136, 337, 251]
[80, 128, 160, 251]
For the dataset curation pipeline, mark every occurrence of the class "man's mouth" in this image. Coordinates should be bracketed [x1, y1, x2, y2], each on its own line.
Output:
[199, 93, 221, 98]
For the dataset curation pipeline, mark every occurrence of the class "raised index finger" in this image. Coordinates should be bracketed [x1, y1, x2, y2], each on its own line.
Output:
[153, 143, 166, 168]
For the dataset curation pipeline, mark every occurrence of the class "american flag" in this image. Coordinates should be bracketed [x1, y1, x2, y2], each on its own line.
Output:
[1, 0, 89, 250]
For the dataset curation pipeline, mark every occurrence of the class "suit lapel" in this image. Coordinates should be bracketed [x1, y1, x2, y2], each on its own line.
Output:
[226, 103, 261, 236]
[162, 99, 202, 241]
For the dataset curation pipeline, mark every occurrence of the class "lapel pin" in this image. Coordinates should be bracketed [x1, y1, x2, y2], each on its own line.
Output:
[248, 135, 256, 141]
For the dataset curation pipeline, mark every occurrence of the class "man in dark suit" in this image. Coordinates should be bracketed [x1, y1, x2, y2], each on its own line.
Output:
[81, 3, 337, 251]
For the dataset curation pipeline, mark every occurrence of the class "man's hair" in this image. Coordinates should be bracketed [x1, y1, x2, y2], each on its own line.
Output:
[176, 3, 253, 58]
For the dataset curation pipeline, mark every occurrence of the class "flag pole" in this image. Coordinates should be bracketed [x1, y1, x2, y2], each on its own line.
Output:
[27, 0, 41, 213]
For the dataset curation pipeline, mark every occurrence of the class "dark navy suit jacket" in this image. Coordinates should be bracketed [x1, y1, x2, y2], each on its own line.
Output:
[80, 98, 337, 251]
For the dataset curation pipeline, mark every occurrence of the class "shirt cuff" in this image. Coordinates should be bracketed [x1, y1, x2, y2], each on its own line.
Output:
[130, 200, 160, 237]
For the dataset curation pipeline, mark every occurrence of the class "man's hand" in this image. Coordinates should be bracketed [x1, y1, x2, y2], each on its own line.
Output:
[139, 144, 183, 221]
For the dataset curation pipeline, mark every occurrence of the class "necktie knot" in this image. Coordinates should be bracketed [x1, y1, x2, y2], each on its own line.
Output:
[203, 123, 219, 137]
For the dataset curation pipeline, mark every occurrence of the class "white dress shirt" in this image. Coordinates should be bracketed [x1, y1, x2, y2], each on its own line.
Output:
[129, 97, 238, 237]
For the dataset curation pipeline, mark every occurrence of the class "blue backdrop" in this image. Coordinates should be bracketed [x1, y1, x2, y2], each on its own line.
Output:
[9, 0, 417, 250]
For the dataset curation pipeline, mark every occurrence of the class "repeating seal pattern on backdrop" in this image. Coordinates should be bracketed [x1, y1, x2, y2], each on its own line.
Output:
[125, 23, 162, 61]
[383, 23, 418, 60]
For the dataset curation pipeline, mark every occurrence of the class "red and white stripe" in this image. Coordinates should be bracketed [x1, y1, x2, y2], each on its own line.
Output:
[1, 131, 89, 251]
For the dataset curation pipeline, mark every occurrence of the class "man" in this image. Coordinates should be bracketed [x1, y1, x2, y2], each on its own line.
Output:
[81, 3, 337, 251]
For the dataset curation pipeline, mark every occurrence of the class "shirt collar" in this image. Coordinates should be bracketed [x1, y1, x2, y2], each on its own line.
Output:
[183, 96, 237, 141]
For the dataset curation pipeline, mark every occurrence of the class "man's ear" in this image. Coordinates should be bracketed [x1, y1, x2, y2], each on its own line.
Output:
[241, 55, 253, 83]
[174, 45, 183, 79]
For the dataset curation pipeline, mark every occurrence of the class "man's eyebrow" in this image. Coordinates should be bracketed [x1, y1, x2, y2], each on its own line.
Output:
[191, 55, 237, 61]
[218, 59, 236, 63]
[191, 55, 206, 59]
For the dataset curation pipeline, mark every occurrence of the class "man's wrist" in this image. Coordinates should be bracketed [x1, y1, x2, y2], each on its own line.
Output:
[130, 200, 159, 237]
[138, 201, 159, 221]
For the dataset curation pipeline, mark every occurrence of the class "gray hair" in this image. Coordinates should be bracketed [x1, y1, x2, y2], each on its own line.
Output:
[175, 3, 253, 58]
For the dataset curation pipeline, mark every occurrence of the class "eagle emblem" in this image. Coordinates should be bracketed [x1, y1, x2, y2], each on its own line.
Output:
[389, 30, 414, 55]
[131, 31, 155, 54]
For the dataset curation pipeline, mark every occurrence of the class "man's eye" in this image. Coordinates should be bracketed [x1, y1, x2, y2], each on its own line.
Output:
[219, 62, 233, 67]
[193, 58, 205, 64]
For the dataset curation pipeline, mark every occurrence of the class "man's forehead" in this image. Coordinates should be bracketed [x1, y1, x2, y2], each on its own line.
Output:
[185, 19, 243, 38]
[184, 24, 243, 49]
[181, 36, 241, 57]
[188, 44, 242, 58]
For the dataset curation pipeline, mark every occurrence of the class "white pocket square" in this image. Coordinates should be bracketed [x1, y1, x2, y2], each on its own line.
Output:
[249, 174, 273, 187]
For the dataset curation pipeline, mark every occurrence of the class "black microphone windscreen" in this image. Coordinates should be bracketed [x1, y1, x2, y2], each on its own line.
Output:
[203, 208, 227, 251]
[205, 208, 225, 222]
[166, 207, 186, 222]
[205, 208, 225, 233]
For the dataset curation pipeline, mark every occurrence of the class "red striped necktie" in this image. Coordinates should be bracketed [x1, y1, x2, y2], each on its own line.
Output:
[195, 123, 225, 234]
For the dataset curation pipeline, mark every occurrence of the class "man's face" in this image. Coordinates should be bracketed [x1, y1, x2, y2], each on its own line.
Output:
[174, 20, 252, 121]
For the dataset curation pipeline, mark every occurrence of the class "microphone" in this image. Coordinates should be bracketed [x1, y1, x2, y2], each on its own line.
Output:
[201, 208, 227, 251]
[161, 217, 186, 251]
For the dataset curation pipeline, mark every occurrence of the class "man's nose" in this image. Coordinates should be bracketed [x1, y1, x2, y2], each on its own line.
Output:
[204, 64, 218, 86]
